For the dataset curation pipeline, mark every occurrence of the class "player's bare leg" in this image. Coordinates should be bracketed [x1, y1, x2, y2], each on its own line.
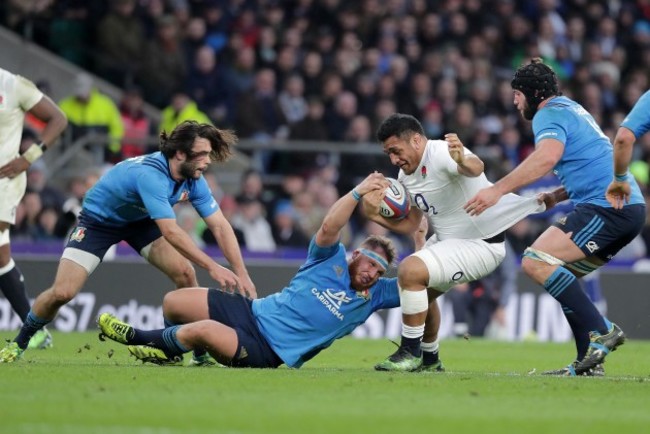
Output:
[375, 256, 429, 372]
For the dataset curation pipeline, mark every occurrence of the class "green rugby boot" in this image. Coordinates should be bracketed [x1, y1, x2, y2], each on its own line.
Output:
[128, 345, 184, 366]
[0, 341, 24, 363]
[188, 352, 223, 367]
[416, 359, 445, 373]
[374, 347, 422, 372]
[28, 328, 53, 350]
[97, 313, 134, 344]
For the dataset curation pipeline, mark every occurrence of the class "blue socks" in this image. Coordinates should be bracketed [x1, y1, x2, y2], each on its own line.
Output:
[165, 317, 205, 359]
[132, 325, 189, 356]
[562, 306, 590, 360]
[544, 267, 608, 335]
[15, 311, 50, 349]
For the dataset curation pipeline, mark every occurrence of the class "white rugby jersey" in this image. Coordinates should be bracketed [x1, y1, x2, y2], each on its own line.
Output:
[0, 68, 43, 165]
[399, 140, 545, 240]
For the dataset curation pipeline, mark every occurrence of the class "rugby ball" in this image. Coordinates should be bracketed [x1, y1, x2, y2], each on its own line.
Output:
[379, 178, 411, 220]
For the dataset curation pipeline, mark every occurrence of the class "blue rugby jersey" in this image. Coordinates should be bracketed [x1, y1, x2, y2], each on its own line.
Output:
[621, 90, 650, 139]
[252, 238, 399, 368]
[532, 96, 644, 207]
[82, 152, 218, 226]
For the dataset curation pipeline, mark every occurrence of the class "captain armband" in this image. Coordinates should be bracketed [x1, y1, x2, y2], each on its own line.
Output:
[21, 142, 47, 164]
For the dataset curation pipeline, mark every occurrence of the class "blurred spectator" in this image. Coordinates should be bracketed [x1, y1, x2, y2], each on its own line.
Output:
[324, 91, 357, 142]
[159, 91, 211, 135]
[222, 46, 257, 98]
[268, 171, 306, 219]
[175, 203, 205, 249]
[138, 15, 187, 107]
[48, 1, 90, 68]
[59, 73, 124, 162]
[186, 45, 231, 125]
[292, 190, 322, 240]
[182, 17, 208, 64]
[95, 0, 144, 86]
[446, 100, 476, 146]
[235, 168, 274, 208]
[119, 87, 154, 158]
[12, 190, 43, 240]
[421, 102, 444, 139]
[25, 159, 66, 214]
[289, 97, 328, 141]
[271, 200, 310, 248]
[33, 207, 60, 241]
[235, 68, 287, 140]
[300, 51, 325, 98]
[54, 167, 102, 238]
[231, 197, 276, 253]
[278, 74, 308, 125]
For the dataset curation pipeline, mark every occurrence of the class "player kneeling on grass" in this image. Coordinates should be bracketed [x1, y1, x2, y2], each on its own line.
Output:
[98, 173, 443, 370]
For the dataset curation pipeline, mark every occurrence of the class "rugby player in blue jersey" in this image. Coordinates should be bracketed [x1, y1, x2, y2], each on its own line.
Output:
[606, 89, 650, 209]
[465, 58, 646, 376]
[0, 121, 255, 363]
[96, 173, 441, 369]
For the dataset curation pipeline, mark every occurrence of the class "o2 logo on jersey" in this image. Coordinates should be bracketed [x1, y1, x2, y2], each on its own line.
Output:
[413, 193, 438, 215]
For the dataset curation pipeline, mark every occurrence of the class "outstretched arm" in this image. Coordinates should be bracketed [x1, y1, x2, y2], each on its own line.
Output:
[464, 138, 564, 216]
[156, 218, 244, 294]
[204, 210, 257, 298]
[537, 186, 568, 210]
[315, 173, 388, 247]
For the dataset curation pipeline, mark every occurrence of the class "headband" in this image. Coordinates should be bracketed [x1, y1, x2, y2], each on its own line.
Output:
[359, 248, 388, 271]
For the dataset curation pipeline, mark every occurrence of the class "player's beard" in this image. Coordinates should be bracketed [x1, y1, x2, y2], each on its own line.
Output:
[522, 101, 537, 120]
[179, 160, 201, 179]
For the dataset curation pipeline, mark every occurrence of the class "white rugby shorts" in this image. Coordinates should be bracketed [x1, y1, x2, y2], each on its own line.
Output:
[0, 172, 26, 224]
[411, 235, 506, 292]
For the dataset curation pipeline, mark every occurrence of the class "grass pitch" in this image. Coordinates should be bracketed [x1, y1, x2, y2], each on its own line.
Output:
[1, 332, 649, 434]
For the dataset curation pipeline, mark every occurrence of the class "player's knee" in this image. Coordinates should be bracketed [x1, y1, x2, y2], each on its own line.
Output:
[48, 285, 76, 306]
[521, 256, 540, 278]
[185, 320, 212, 343]
[162, 291, 180, 319]
[171, 263, 197, 288]
[397, 256, 428, 287]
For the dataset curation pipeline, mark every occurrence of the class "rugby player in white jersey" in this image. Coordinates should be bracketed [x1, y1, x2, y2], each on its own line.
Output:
[366, 113, 551, 371]
[0, 67, 67, 350]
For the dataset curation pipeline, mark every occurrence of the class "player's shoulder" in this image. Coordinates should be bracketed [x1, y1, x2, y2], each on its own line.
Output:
[631, 90, 650, 110]
[425, 139, 447, 149]
[124, 153, 170, 178]
[535, 98, 574, 125]
[0, 67, 16, 81]
[422, 139, 447, 158]
[14, 74, 38, 90]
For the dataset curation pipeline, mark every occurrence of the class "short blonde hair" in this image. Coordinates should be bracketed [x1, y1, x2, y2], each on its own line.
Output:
[360, 235, 397, 268]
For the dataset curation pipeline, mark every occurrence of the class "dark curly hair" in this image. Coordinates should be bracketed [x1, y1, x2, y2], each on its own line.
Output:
[159, 120, 236, 162]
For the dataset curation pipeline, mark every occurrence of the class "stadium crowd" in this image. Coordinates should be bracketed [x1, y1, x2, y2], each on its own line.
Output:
[2, 0, 650, 260]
